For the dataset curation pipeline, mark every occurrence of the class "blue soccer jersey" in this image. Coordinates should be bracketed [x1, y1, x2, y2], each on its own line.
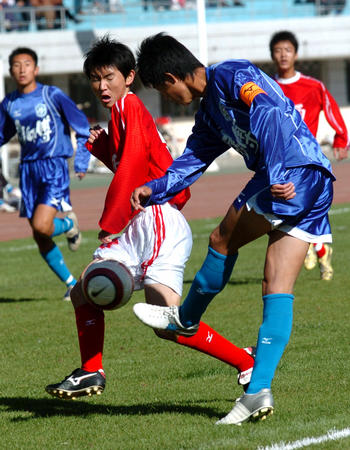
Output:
[146, 60, 334, 203]
[0, 83, 90, 173]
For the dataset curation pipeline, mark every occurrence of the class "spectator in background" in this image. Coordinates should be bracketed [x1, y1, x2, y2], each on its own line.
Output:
[270, 30, 349, 281]
[319, 0, 346, 15]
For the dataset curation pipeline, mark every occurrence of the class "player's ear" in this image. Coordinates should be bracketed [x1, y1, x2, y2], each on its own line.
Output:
[126, 69, 135, 87]
[164, 73, 178, 85]
[34, 65, 40, 77]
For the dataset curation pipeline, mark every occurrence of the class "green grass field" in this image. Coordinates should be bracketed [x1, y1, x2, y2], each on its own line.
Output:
[1, 204, 350, 449]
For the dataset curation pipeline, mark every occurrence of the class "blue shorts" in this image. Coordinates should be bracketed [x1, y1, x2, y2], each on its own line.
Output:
[233, 166, 334, 243]
[19, 158, 72, 219]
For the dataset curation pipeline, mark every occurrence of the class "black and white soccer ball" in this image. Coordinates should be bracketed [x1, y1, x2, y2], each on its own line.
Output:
[82, 259, 134, 310]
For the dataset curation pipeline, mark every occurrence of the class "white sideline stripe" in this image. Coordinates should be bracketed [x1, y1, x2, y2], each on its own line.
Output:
[257, 427, 350, 450]
[329, 206, 350, 215]
[1, 237, 98, 253]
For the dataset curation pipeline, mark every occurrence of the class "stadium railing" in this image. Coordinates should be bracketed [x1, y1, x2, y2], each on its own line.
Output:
[0, 0, 348, 32]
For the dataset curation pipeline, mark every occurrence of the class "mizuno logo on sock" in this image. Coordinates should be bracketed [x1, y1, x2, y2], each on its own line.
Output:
[262, 337, 272, 344]
[206, 332, 213, 343]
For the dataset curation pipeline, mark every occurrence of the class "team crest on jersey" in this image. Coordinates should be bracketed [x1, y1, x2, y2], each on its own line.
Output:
[35, 103, 47, 118]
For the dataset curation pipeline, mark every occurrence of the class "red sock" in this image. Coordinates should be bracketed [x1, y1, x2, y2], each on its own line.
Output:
[314, 243, 326, 258]
[75, 304, 105, 373]
[176, 321, 254, 372]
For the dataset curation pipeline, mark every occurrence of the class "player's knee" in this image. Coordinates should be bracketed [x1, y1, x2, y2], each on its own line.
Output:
[70, 281, 87, 308]
[32, 220, 52, 237]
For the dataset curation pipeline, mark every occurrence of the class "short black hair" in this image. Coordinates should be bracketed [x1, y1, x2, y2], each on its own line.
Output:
[137, 32, 204, 88]
[269, 31, 299, 58]
[9, 47, 38, 68]
[84, 35, 135, 79]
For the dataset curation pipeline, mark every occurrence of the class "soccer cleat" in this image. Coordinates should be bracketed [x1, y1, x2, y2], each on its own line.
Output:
[237, 346, 256, 388]
[45, 368, 106, 400]
[304, 243, 317, 270]
[216, 388, 274, 425]
[133, 303, 199, 337]
[65, 211, 82, 251]
[319, 244, 333, 281]
[0, 201, 16, 213]
[63, 285, 74, 302]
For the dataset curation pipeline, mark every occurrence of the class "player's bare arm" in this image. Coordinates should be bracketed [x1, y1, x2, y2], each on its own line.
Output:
[270, 181, 296, 200]
[333, 147, 348, 161]
[130, 185, 152, 211]
[98, 229, 113, 243]
[88, 125, 104, 144]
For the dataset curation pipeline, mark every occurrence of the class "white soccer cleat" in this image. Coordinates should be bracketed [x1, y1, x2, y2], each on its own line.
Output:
[133, 303, 199, 336]
[216, 388, 274, 425]
[65, 211, 82, 252]
[0, 201, 16, 213]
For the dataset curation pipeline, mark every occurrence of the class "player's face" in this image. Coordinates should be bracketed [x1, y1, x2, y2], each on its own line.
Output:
[272, 40, 297, 73]
[10, 53, 38, 92]
[156, 77, 194, 105]
[89, 66, 135, 109]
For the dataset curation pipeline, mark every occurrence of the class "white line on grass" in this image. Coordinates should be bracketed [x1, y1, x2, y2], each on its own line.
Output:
[258, 427, 350, 450]
[329, 206, 350, 215]
[1, 237, 98, 253]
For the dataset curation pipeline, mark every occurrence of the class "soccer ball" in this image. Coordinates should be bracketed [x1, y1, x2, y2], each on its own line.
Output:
[82, 259, 134, 310]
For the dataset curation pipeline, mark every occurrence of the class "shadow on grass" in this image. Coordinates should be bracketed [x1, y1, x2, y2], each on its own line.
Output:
[0, 297, 47, 303]
[0, 396, 221, 421]
[183, 277, 261, 286]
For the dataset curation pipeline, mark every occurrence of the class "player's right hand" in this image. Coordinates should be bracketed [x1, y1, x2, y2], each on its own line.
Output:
[130, 185, 152, 211]
[88, 125, 103, 144]
[270, 181, 296, 200]
[98, 229, 113, 244]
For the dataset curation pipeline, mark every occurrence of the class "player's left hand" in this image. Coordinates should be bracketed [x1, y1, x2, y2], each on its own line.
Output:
[271, 181, 296, 200]
[76, 172, 86, 180]
[98, 229, 113, 244]
[333, 147, 348, 161]
[130, 185, 152, 211]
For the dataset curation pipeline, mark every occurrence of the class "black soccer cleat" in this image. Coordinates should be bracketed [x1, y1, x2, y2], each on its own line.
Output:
[45, 368, 106, 400]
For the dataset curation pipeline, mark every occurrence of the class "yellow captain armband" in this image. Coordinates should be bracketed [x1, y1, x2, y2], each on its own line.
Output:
[240, 82, 267, 107]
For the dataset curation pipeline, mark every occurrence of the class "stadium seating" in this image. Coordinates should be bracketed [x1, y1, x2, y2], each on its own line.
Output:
[0, 0, 349, 32]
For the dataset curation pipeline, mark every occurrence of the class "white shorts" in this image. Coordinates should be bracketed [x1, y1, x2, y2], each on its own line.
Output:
[93, 203, 192, 295]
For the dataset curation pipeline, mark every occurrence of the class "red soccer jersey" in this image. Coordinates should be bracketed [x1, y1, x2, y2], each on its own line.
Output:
[275, 72, 349, 149]
[86, 92, 190, 234]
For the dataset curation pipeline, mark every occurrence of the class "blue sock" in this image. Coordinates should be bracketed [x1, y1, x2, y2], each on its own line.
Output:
[179, 246, 238, 326]
[41, 245, 76, 286]
[246, 293, 294, 394]
[51, 217, 73, 237]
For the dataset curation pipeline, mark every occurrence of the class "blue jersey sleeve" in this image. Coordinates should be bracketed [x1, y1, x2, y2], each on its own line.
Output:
[51, 87, 91, 173]
[249, 93, 288, 185]
[147, 119, 228, 204]
[0, 98, 17, 147]
[232, 65, 297, 184]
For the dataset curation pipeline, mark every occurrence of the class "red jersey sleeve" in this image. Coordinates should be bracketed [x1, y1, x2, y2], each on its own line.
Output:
[321, 83, 349, 149]
[85, 129, 115, 172]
